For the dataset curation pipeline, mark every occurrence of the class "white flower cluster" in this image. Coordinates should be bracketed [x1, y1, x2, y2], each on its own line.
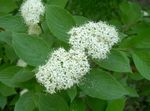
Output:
[36, 48, 90, 94]
[20, 0, 45, 35]
[36, 21, 119, 94]
[20, 0, 45, 26]
[68, 21, 119, 59]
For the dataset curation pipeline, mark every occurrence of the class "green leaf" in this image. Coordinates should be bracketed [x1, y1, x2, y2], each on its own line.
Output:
[120, 28, 150, 49]
[35, 93, 69, 111]
[86, 97, 107, 111]
[0, 66, 35, 87]
[0, 66, 20, 84]
[0, 66, 20, 81]
[15, 92, 35, 111]
[0, 82, 16, 96]
[70, 99, 86, 111]
[106, 98, 126, 111]
[126, 86, 139, 97]
[46, 5, 75, 42]
[9, 95, 19, 106]
[0, 31, 12, 45]
[131, 50, 150, 80]
[15, 92, 69, 111]
[95, 50, 131, 72]
[47, 0, 68, 8]
[0, 95, 7, 109]
[0, 0, 17, 15]
[0, 15, 27, 32]
[79, 69, 129, 100]
[4, 44, 18, 62]
[73, 16, 89, 25]
[67, 86, 77, 102]
[12, 33, 50, 66]
[120, 1, 142, 24]
[129, 72, 143, 81]
[12, 68, 34, 83]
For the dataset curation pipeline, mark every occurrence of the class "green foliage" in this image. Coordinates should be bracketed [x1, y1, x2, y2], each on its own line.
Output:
[0, 95, 7, 110]
[46, 0, 68, 8]
[12, 68, 34, 83]
[0, 0, 17, 16]
[0, 15, 27, 32]
[35, 93, 69, 111]
[105, 98, 126, 111]
[73, 16, 89, 25]
[0, 82, 16, 96]
[46, 5, 75, 42]
[79, 69, 129, 100]
[0, 0, 150, 111]
[86, 97, 107, 111]
[12, 33, 50, 66]
[131, 50, 150, 80]
[119, 1, 142, 24]
[70, 99, 86, 111]
[67, 86, 77, 102]
[14, 92, 35, 111]
[15, 92, 69, 111]
[0, 66, 21, 86]
[96, 50, 131, 72]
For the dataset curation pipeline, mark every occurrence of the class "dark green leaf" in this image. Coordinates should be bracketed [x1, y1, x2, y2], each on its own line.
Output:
[126, 86, 139, 97]
[120, 28, 150, 49]
[0, 95, 7, 109]
[0, 31, 12, 45]
[87, 97, 107, 111]
[0, 66, 20, 86]
[70, 99, 86, 111]
[79, 69, 129, 100]
[67, 86, 77, 102]
[46, 5, 75, 42]
[35, 93, 69, 111]
[15, 92, 35, 111]
[105, 98, 126, 111]
[12, 33, 50, 66]
[73, 16, 89, 25]
[0, 0, 17, 15]
[0, 66, 20, 84]
[12, 68, 34, 83]
[0, 15, 27, 32]
[47, 0, 68, 8]
[0, 82, 16, 96]
[95, 50, 131, 72]
[131, 50, 150, 80]
[120, 1, 142, 24]
[129, 72, 143, 81]
[4, 44, 18, 62]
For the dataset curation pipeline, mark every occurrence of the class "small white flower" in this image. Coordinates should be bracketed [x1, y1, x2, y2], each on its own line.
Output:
[36, 48, 90, 94]
[17, 59, 27, 67]
[141, 10, 149, 16]
[28, 24, 42, 35]
[20, 89, 28, 96]
[20, 0, 45, 26]
[68, 21, 119, 59]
